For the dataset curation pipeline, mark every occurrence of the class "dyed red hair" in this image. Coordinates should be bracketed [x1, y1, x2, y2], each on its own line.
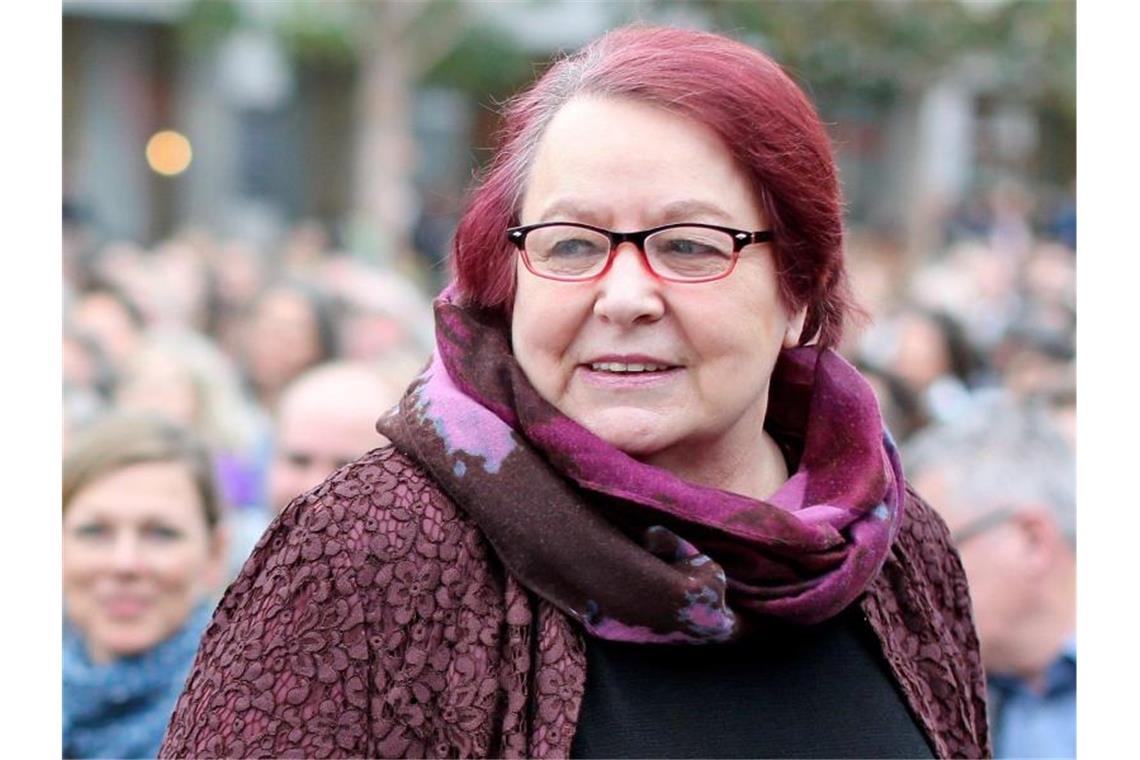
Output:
[452, 25, 856, 347]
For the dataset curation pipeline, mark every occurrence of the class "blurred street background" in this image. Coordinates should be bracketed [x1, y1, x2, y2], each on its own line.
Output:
[62, 0, 1076, 440]
[60, 1, 1077, 755]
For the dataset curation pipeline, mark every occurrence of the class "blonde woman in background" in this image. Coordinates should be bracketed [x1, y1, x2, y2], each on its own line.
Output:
[63, 413, 227, 759]
[114, 328, 272, 576]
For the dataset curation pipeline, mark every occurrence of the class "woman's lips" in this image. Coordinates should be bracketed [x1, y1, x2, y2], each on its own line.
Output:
[100, 596, 151, 619]
[576, 363, 682, 388]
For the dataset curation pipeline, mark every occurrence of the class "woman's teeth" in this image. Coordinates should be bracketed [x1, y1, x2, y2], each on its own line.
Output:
[590, 362, 670, 373]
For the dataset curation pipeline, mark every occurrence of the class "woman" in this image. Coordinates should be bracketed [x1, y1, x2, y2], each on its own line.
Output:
[114, 327, 274, 577]
[240, 279, 339, 413]
[64, 413, 227, 759]
[161, 26, 989, 759]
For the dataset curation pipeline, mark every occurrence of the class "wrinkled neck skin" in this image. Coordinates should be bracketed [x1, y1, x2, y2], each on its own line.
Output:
[634, 398, 790, 502]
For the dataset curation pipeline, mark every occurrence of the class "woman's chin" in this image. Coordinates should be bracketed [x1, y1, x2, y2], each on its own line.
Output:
[86, 622, 167, 662]
[577, 408, 678, 459]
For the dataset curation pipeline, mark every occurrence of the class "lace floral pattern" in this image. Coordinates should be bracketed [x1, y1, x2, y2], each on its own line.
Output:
[160, 447, 987, 758]
[861, 485, 992, 759]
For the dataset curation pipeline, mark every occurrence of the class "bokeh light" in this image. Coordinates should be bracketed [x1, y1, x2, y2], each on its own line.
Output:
[145, 130, 193, 176]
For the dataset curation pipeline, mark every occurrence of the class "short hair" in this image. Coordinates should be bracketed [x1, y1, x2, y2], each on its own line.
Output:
[452, 24, 856, 347]
[63, 412, 222, 529]
[118, 327, 263, 454]
[903, 399, 1075, 542]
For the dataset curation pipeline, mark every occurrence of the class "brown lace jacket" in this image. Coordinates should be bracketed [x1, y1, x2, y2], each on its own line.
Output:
[159, 445, 991, 759]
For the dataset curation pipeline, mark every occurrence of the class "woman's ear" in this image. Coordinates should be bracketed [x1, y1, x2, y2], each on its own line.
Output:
[783, 306, 808, 348]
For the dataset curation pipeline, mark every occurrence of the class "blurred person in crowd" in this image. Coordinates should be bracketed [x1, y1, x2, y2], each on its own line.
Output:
[267, 359, 414, 515]
[1021, 242, 1075, 313]
[76, 241, 171, 328]
[147, 238, 222, 335]
[874, 305, 991, 426]
[163, 26, 987, 758]
[69, 281, 147, 369]
[63, 413, 228, 759]
[114, 329, 271, 511]
[910, 241, 1022, 354]
[63, 327, 116, 438]
[1045, 187, 1076, 251]
[63, 199, 100, 288]
[987, 179, 1035, 262]
[203, 239, 268, 361]
[856, 360, 930, 442]
[905, 402, 1075, 759]
[279, 218, 333, 275]
[239, 279, 338, 412]
[1012, 241, 1076, 360]
[412, 189, 462, 292]
[317, 253, 436, 361]
[1045, 385, 1076, 451]
[992, 320, 1075, 405]
[65, 238, 145, 296]
[841, 230, 909, 323]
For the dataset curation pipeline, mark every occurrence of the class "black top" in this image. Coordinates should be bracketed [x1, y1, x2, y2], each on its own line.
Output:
[570, 605, 935, 759]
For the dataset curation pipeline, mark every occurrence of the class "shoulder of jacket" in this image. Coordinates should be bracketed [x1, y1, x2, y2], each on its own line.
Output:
[279, 444, 480, 543]
[861, 479, 991, 758]
[230, 445, 493, 599]
[160, 445, 511, 758]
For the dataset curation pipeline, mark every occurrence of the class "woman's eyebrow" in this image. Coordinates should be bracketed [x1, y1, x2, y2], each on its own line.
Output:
[536, 199, 606, 225]
[536, 199, 734, 226]
[652, 200, 734, 225]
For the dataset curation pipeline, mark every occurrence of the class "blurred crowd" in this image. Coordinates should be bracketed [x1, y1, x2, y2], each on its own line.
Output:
[63, 213, 435, 575]
[846, 185, 1077, 757]
[61, 178, 1076, 757]
[841, 182, 1075, 451]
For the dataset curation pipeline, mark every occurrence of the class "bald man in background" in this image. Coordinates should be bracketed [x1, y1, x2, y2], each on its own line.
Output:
[268, 360, 413, 514]
[904, 401, 1075, 759]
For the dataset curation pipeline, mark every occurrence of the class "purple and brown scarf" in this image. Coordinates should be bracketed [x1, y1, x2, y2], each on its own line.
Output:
[378, 287, 905, 644]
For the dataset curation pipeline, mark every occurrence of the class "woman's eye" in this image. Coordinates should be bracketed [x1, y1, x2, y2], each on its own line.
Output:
[666, 239, 719, 256]
[73, 523, 110, 540]
[286, 451, 314, 468]
[550, 238, 604, 257]
[143, 525, 183, 542]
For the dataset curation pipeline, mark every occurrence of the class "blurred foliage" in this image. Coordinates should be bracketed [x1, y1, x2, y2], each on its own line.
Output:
[175, 1, 1073, 119]
[175, 0, 532, 95]
[689, 0, 1074, 115]
[176, 0, 241, 52]
[419, 24, 539, 101]
[177, 0, 360, 65]
[272, 1, 359, 67]
[175, 0, 1067, 111]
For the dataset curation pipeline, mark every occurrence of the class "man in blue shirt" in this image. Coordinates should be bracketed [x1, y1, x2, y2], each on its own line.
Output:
[905, 401, 1076, 758]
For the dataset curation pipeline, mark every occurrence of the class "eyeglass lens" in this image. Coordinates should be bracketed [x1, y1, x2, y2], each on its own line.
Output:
[524, 225, 735, 280]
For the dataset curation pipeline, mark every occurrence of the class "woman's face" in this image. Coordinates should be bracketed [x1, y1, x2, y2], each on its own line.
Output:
[63, 461, 223, 664]
[245, 289, 323, 399]
[512, 96, 804, 473]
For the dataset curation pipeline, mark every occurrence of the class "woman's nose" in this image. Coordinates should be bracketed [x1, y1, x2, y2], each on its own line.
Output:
[592, 243, 665, 325]
[109, 533, 145, 574]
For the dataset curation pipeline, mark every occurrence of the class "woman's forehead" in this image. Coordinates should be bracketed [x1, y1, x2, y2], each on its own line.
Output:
[521, 97, 761, 227]
[67, 461, 203, 521]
